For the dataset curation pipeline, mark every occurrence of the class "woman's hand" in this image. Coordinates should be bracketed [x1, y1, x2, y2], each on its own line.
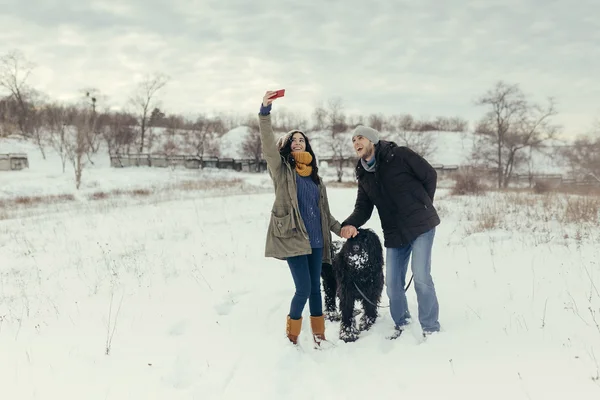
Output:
[262, 91, 278, 107]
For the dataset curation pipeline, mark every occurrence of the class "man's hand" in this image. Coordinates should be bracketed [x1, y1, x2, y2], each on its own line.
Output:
[340, 225, 358, 239]
[262, 91, 278, 107]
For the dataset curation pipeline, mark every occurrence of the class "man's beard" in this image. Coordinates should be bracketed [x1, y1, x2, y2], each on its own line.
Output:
[361, 147, 374, 160]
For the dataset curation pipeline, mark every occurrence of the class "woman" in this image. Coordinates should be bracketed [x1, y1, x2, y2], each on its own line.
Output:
[258, 90, 350, 346]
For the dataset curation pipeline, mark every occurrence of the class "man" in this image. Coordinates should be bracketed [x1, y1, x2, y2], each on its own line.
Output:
[340, 125, 441, 338]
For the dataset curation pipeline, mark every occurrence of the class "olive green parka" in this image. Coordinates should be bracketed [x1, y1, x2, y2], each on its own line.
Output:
[258, 113, 342, 264]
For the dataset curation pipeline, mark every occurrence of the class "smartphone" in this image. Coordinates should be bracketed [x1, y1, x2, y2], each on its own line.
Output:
[269, 89, 285, 99]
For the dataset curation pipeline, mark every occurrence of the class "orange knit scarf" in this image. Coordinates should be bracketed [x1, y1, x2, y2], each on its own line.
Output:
[291, 151, 313, 177]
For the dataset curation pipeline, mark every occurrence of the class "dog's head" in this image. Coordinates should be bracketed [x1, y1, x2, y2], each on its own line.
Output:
[340, 228, 383, 270]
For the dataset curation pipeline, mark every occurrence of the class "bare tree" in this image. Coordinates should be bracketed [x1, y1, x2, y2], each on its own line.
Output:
[558, 126, 600, 181]
[161, 138, 179, 157]
[29, 100, 48, 159]
[213, 111, 245, 134]
[0, 97, 18, 136]
[346, 114, 366, 128]
[241, 117, 262, 166]
[78, 87, 106, 154]
[4, 88, 50, 158]
[386, 114, 437, 159]
[164, 113, 184, 142]
[312, 97, 351, 182]
[413, 116, 437, 132]
[271, 109, 309, 133]
[65, 93, 97, 189]
[185, 115, 221, 159]
[367, 113, 388, 132]
[130, 73, 168, 153]
[45, 103, 70, 172]
[210, 115, 228, 137]
[472, 81, 559, 188]
[103, 112, 137, 155]
[397, 113, 415, 130]
[448, 116, 469, 132]
[0, 50, 36, 136]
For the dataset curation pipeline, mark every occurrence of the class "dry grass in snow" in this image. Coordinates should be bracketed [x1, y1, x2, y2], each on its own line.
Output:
[1, 176, 599, 398]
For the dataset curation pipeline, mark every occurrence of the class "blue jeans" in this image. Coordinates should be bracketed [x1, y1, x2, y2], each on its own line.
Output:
[287, 247, 324, 320]
[386, 227, 440, 332]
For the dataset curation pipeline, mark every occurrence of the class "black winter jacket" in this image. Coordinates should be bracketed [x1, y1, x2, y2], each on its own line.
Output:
[342, 140, 440, 248]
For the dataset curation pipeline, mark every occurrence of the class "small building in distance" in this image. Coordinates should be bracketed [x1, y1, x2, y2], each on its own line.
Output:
[0, 153, 29, 171]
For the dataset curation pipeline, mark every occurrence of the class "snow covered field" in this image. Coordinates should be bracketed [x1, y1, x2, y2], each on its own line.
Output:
[1, 139, 599, 399]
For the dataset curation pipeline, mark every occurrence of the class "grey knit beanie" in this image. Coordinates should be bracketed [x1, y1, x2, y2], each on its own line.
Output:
[352, 125, 380, 144]
[276, 132, 292, 151]
[276, 129, 304, 150]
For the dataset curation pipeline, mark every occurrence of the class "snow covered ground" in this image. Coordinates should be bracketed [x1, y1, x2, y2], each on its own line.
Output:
[1, 139, 599, 399]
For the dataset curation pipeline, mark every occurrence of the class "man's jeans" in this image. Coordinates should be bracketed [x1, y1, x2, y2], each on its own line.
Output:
[386, 227, 440, 332]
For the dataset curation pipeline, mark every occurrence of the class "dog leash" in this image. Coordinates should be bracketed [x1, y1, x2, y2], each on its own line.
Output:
[353, 274, 414, 309]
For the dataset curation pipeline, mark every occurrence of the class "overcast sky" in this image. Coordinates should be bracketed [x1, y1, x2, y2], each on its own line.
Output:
[2, 0, 599, 137]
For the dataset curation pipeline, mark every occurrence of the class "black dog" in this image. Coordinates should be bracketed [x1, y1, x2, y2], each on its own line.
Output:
[321, 228, 385, 342]
[321, 240, 343, 322]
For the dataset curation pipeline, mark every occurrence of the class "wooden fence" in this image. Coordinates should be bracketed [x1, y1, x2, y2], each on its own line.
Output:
[109, 153, 268, 172]
[108, 153, 600, 188]
[109, 153, 462, 176]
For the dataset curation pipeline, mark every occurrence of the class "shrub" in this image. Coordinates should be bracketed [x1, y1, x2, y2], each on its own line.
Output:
[563, 196, 600, 224]
[451, 171, 485, 196]
[532, 180, 552, 194]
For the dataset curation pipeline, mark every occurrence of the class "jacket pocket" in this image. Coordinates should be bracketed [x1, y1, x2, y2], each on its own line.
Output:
[272, 212, 294, 238]
[411, 190, 429, 209]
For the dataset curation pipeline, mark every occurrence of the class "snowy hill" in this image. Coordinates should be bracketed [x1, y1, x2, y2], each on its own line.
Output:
[218, 126, 250, 159]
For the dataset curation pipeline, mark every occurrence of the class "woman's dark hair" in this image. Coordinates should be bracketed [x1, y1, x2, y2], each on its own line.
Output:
[279, 130, 321, 184]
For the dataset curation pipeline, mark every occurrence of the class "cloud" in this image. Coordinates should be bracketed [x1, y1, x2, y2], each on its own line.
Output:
[2, 0, 599, 136]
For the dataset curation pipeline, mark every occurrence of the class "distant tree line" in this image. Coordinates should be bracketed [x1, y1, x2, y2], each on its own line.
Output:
[1, 49, 598, 188]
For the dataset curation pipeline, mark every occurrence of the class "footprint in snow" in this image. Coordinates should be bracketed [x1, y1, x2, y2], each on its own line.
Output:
[162, 351, 209, 390]
[168, 320, 187, 336]
[213, 290, 249, 316]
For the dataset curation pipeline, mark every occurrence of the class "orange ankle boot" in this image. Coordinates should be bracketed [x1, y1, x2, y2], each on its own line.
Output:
[310, 315, 326, 345]
[286, 315, 302, 344]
